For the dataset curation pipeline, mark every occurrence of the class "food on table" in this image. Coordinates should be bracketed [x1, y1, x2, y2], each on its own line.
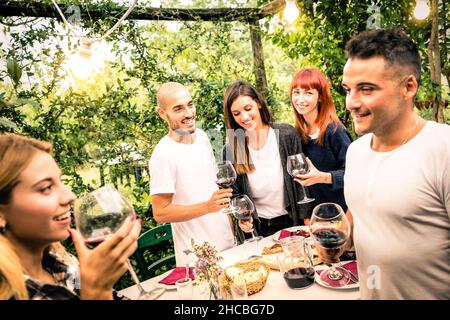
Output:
[220, 259, 270, 295]
[262, 243, 283, 255]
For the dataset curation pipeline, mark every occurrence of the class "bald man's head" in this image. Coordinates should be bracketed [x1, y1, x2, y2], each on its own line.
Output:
[157, 82, 189, 110]
[155, 82, 196, 136]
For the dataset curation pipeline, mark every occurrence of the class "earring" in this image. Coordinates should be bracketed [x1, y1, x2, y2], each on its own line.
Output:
[0, 217, 6, 233]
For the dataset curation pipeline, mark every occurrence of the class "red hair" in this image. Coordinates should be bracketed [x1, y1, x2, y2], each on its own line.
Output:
[289, 67, 343, 146]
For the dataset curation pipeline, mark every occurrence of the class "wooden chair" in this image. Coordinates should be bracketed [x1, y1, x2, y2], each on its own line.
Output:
[132, 224, 176, 281]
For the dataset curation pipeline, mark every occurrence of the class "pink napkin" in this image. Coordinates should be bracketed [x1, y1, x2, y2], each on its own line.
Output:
[158, 267, 195, 285]
[279, 229, 292, 240]
[278, 228, 310, 240]
[316, 261, 358, 287]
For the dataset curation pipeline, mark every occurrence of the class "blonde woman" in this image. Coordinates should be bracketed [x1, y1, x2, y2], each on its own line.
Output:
[0, 134, 141, 300]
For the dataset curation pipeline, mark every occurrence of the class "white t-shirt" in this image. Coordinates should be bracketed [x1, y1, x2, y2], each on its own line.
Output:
[248, 127, 287, 219]
[345, 121, 450, 300]
[149, 129, 235, 265]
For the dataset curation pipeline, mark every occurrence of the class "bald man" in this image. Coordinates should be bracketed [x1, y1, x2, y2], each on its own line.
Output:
[149, 82, 235, 265]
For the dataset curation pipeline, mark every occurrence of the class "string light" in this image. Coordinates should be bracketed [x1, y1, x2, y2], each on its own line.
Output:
[67, 38, 95, 80]
[51, 0, 138, 80]
[413, 0, 430, 20]
[283, 0, 299, 24]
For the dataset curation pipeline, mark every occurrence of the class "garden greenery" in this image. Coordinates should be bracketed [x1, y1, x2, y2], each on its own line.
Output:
[1, 0, 448, 290]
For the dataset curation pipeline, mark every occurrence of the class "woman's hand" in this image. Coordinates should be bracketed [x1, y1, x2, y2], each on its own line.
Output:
[294, 157, 332, 186]
[70, 217, 141, 300]
[238, 217, 254, 233]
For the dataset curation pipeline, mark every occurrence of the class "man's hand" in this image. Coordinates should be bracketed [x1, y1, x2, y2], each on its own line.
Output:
[206, 188, 232, 213]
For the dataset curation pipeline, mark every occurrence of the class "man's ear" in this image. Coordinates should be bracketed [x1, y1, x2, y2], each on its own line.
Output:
[157, 106, 166, 120]
[403, 74, 419, 101]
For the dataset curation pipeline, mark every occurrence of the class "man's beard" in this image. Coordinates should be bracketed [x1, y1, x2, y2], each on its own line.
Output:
[172, 127, 196, 135]
[169, 117, 196, 135]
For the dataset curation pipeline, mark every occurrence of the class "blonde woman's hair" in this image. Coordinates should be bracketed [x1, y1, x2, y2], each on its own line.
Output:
[0, 134, 54, 300]
[0, 237, 28, 300]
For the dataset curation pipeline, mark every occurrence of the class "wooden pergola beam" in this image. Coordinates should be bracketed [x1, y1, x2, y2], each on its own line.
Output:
[0, 0, 284, 22]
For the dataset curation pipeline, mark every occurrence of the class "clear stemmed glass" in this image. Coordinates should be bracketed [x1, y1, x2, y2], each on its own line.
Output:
[230, 194, 262, 255]
[286, 153, 315, 204]
[74, 184, 165, 300]
[215, 160, 237, 214]
[309, 203, 351, 287]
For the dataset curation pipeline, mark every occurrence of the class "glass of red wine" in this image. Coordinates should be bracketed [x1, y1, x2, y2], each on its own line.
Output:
[215, 160, 237, 214]
[74, 184, 165, 300]
[286, 154, 315, 204]
[230, 194, 262, 255]
[309, 202, 351, 287]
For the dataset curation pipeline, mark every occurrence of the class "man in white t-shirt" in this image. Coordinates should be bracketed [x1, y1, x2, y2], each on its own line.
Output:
[149, 82, 235, 265]
[338, 28, 449, 299]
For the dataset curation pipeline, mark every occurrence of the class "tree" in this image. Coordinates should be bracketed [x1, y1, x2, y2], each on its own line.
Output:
[260, 0, 449, 125]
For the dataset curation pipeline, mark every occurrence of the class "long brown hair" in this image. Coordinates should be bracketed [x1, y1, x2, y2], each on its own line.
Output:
[0, 134, 65, 300]
[289, 67, 343, 146]
[223, 80, 273, 174]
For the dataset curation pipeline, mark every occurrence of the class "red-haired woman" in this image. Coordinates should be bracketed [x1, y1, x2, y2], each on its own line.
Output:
[290, 67, 352, 224]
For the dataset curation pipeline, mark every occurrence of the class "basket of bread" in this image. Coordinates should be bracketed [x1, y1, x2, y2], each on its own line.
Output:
[219, 259, 270, 296]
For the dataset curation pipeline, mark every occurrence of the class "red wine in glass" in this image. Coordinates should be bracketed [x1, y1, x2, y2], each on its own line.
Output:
[216, 161, 237, 214]
[310, 203, 351, 287]
[216, 177, 235, 189]
[233, 209, 252, 221]
[312, 227, 347, 262]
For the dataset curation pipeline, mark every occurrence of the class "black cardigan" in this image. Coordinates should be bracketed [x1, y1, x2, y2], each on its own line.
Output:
[222, 122, 311, 236]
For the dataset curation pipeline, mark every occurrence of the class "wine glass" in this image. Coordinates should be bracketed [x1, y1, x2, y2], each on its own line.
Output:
[286, 153, 315, 204]
[74, 184, 165, 300]
[215, 160, 237, 214]
[230, 195, 262, 256]
[309, 203, 351, 287]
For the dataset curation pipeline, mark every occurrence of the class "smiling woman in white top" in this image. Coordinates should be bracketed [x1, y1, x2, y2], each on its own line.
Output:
[222, 80, 310, 238]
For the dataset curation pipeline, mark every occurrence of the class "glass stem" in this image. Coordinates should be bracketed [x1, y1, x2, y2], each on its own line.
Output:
[328, 263, 343, 280]
[300, 184, 308, 200]
[126, 259, 145, 294]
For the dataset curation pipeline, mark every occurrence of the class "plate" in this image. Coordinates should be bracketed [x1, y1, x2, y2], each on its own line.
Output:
[314, 263, 359, 290]
[272, 226, 310, 242]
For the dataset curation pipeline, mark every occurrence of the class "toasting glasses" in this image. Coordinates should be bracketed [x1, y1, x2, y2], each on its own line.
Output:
[309, 203, 351, 287]
[215, 160, 237, 214]
[74, 184, 165, 300]
[286, 153, 315, 204]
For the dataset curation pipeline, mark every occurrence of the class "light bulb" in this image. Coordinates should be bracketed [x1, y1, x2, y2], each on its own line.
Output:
[413, 0, 430, 20]
[69, 39, 94, 80]
[283, 0, 299, 24]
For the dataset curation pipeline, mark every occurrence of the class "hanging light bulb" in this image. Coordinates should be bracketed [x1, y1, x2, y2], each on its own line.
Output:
[283, 0, 299, 24]
[413, 0, 430, 20]
[68, 38, 94, 80]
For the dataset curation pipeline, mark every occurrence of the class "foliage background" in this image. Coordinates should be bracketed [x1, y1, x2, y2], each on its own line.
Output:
[0, 0, 448, 291]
